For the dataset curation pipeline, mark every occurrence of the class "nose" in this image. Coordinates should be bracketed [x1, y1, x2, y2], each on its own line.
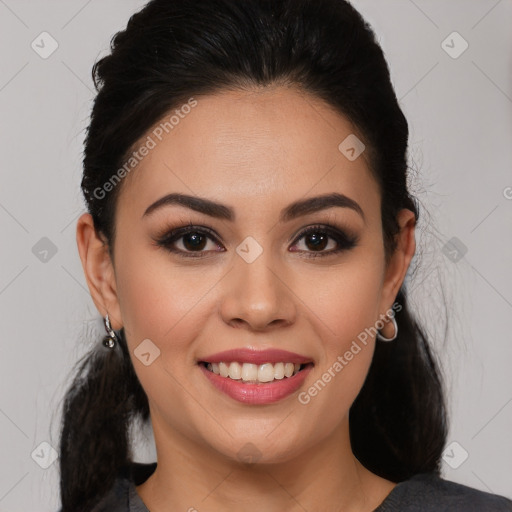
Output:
[219, 249, 297, 332]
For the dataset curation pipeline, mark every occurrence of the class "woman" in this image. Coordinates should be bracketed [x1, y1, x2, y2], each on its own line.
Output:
[58, 0, 512, 510]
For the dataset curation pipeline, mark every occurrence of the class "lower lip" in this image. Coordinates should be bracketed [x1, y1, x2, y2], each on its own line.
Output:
[199, 364, 312, 405]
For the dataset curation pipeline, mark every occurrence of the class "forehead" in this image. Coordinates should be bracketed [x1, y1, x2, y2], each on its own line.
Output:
[117, 86, 379, 220]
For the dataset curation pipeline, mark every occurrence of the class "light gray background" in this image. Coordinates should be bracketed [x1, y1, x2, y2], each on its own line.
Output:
[0, 0, 511, 510]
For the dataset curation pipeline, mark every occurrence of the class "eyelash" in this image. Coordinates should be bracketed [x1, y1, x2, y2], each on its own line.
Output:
[153, 222, 358, 259]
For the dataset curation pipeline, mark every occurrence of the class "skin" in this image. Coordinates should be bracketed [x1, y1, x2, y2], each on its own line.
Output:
[77, 85, 416, 512]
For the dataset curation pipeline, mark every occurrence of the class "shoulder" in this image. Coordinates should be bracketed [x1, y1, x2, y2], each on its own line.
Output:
[85, 462, 156, 512]
[88, 476, 130, 512]
[376, 472, 512, 511]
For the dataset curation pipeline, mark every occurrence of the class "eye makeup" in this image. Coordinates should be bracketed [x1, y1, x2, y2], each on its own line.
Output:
[151, 220, 359, 260]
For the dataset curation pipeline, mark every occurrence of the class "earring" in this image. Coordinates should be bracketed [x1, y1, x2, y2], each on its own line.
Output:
[376, 314, 398, 342]
[102, 313, 118, 348]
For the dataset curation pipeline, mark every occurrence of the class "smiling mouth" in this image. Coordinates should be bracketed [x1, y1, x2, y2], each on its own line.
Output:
[200, 361, 313, 384]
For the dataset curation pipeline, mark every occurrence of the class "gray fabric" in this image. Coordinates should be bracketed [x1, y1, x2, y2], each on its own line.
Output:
[373, 472, 512, 511]
[85, 463, 512, 511]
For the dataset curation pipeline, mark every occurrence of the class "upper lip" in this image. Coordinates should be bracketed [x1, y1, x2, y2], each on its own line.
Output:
[199, 348, 313, 365]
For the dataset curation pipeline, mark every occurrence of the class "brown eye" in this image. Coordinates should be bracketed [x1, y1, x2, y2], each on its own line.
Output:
[180, 232, 209, 251]
[290, 225, 358, 258]
[301, 231, 331, 251]
[155, 224, 224, 258]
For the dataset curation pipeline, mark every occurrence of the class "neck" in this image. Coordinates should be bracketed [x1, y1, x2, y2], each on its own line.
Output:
[136, 415, 396, 512]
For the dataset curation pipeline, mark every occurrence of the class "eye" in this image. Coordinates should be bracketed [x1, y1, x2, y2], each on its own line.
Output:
[289, 224, 358, 258]
[154, 223, 224, 258]
[153, 222, 358, 259]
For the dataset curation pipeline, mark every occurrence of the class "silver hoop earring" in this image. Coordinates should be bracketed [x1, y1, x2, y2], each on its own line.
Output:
[376, 315, 398, 342]
[103, 313, 118, 349]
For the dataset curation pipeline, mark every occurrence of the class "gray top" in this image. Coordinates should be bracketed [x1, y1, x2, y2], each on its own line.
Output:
[88, 462, 512, 511]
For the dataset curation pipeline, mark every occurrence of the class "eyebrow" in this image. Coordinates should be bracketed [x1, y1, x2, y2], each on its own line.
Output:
[142, 192, 366, 224]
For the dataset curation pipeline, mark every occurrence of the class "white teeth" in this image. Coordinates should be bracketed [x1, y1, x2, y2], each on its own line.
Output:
[241, 363, 258, 382]
[274, 362, 285, 380]
[258, 363, 275, 383]
[228, 361, 242, 380]
[219, 362, 229, 377]
[205, 361, 305, 382]
[284, 362, 294, 377]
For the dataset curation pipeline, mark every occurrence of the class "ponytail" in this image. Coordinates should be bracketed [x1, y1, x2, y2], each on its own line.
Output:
[64, 0, 451, 506]
[350, 287, 448, 482]
[58, 328, 149, 511]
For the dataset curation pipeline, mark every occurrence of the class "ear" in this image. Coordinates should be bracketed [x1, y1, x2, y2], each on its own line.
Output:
[377, 208, 416, 337]
[76, 213, 123, 330]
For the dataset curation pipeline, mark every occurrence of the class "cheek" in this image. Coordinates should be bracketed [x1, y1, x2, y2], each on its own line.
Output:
[112, 225, 385, 440]
[115, 239, 222, 351]
[292, 256, 384, 417]
[113, 245, 221, 431]
[297, 256, 384, 351]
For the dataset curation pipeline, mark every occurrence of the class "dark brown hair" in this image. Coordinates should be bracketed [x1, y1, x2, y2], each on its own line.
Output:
[59, 1, 448, 510]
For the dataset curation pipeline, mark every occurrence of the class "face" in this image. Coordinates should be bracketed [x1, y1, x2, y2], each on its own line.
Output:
[81, 85, 415, 465]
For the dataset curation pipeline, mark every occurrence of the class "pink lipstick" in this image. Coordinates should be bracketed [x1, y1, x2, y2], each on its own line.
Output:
[198, 348, 313, 404]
